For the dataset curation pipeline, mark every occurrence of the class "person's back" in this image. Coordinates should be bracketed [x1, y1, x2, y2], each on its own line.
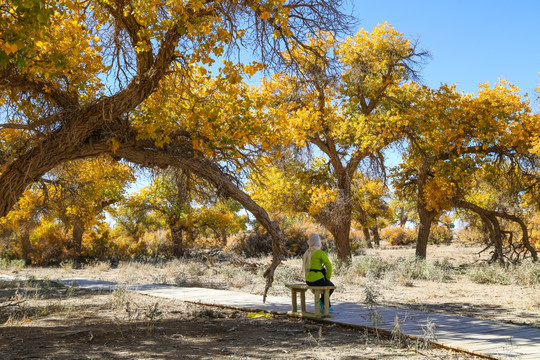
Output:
[302, 233, 335, 311]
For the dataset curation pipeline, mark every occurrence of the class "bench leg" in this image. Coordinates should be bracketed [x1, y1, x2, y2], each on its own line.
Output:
[291, 290, 298, 313]
[323, 290, 330, 316]
[300, 291, 306, 312]
[313, 290, 322, 316]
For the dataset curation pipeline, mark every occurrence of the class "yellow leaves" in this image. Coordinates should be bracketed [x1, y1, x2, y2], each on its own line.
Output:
[244, 62, 265, 77]
[0, 41, 21, 55]
[110, 137, 120, 152]
[260, 11, 271, 20]
[248, 311, 272, 318]
[307, 187, 337, 215]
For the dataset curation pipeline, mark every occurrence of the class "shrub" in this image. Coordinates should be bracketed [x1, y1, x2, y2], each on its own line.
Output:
[466, 263, 511, 285]
[227, 231, 272, 257]
[227, 221, 332, 258]
[389, 257, 455, 284]
[350, 255, 392, 279]
[429, 225, 454, 245]
[381, 227, 416, 246]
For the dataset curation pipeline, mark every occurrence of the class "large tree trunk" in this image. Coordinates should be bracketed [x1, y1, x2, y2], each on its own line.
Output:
[416, 202, 437, 259]
[0, 25, 181, 219]
[316, 190, 352, 263]
[415, 162, 438, 259]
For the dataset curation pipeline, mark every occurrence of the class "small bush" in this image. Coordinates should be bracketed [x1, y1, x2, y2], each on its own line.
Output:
[381, 227, 416, 246]
[0, 258, 25, 270]
[467, 264, 511, 285]
[389, 257, 455, 284]
[467, 261, 540, 286]
[350, 255, 392, 279]
[511, 261, 540, 286]
[429, 225, 454, 245]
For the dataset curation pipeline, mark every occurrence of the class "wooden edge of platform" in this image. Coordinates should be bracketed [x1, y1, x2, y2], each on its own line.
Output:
[287, 311, 334, 319]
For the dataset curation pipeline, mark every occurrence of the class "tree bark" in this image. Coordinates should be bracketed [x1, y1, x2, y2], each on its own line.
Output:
[316, 190, 352, 263]
[168, 215, 185, 257]
[362, 227, 373, 248]
[370, 226, 381, 248]
[416, 202, 437, 259]
[415, 162, 438, 259]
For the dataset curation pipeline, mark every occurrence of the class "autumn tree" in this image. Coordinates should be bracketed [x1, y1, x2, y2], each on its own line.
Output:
[1, 0, 352, 296]
[251, 23, 427, 262]
[0, 155, 133, 263]
[394, 81, 540, 259]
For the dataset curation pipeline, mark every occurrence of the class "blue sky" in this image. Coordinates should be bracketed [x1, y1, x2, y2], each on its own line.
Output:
[348, 0, 540, 97]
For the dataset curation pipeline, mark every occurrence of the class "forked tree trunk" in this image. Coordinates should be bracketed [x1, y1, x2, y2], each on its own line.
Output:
[0, 25, 182, 220]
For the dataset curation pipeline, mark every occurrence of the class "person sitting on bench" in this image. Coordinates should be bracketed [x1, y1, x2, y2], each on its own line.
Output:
[303, 233, 334, 312]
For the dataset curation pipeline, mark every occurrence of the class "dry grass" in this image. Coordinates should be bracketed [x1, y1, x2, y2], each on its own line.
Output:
[2, 243, 540, 329]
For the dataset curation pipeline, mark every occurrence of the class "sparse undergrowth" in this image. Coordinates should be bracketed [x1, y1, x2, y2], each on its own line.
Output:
[1, 243, 539, 333]
[0, 279, 480, 359]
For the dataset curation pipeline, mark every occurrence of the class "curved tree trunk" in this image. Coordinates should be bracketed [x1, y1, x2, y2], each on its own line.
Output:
[114, 138, 285, 302]
[0, 25, 182, 220]
[452, 198, 538, 262]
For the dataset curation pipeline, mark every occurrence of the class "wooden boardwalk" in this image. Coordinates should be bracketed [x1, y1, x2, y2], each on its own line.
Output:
[3, 276, 539, 359]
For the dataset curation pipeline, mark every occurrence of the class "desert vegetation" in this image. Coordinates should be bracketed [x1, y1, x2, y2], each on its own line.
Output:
[1, 1, 540, 357]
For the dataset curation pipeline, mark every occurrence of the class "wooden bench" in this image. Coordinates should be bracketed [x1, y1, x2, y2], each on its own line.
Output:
[285, 283, 335, 319]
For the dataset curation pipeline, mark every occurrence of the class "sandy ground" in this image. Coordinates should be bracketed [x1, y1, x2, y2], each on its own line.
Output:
[1, 243, 538, 359]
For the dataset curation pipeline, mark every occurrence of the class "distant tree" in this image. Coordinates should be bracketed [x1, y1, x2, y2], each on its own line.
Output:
[394, 81, 540, 259]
